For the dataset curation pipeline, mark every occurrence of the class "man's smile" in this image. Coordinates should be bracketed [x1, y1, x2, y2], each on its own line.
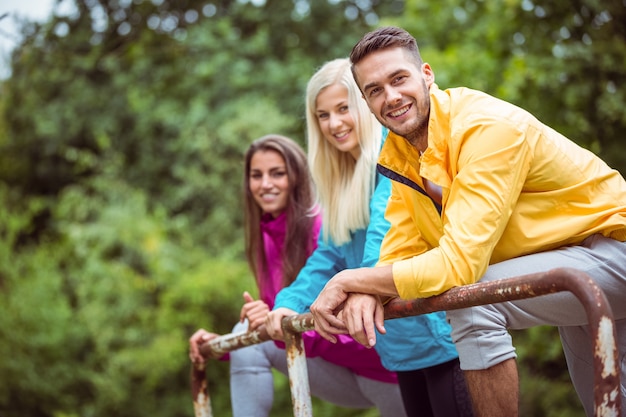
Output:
[387, 103, 411, 119]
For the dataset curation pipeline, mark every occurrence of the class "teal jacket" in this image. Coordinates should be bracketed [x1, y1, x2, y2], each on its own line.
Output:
[274, 170, 459, 371]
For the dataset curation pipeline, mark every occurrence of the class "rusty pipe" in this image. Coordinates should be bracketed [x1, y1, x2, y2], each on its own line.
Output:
[383, 267, 620, 416]
[192, 327, 271, 417]
[191, 364, 212, 417]
[199, 327, 270, 360]
[192, 267, 621, 416]
[283, 316, 313, 417]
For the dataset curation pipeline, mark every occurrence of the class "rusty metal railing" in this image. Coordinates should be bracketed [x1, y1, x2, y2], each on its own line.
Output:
[192, 267, 621, 417]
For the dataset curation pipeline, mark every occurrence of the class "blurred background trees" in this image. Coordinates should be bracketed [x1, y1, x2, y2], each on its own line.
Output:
[0, 0, 623, 416]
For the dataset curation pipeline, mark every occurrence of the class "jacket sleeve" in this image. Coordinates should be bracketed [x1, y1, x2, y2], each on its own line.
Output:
[361, 172, 392, 267]
[273, 233, 347, 313]
[393, 121, 532, 299]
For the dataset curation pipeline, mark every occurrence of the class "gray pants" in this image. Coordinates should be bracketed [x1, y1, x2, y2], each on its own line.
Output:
[447, 234, 626, 416]
[229, 321, 407, 417]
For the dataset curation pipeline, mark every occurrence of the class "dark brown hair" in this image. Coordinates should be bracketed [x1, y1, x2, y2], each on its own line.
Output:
[243, 134, 317, 288]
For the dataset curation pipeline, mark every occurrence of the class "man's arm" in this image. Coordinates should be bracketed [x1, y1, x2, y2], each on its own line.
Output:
[310, 264, 397, 345]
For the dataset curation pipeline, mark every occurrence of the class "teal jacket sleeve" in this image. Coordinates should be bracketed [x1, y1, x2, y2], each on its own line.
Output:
[361, 171, 392, 268]
[273, 233, 347, 313]
[362, 127, 392, 268]
[274, 171, 391, 312]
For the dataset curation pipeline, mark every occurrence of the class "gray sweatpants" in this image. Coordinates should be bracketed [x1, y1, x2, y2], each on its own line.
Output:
[228, 321, 407, 417]
[447, 234, 626, 416]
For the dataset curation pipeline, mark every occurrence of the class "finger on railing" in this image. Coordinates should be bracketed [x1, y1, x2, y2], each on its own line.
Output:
[282, 314, 315, 334]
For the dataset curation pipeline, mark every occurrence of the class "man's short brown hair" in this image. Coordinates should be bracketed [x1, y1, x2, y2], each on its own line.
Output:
[349, 26, 423, 66]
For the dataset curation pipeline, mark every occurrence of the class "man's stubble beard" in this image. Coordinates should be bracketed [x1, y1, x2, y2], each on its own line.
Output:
[384, 82, 431, 149]
[393, 114, 429, 148]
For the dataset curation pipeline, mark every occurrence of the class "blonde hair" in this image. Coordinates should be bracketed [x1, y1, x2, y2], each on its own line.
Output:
[305, 58, 383, 245]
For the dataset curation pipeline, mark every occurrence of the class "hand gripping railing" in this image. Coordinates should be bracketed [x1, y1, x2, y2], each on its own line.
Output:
[191, 267, 621, 417]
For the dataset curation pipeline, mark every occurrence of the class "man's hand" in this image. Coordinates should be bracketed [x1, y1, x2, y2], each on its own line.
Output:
[265, 307, 297, 340]
[309, 272, 352, 343]
[341, 293, 386, 348]
[311, 266, 397, 344]
[239, 291, 270, 331]
[188, 328, 219, 366]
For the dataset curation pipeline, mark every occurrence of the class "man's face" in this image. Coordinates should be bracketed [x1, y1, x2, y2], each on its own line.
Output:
[354, 47, 434, 145]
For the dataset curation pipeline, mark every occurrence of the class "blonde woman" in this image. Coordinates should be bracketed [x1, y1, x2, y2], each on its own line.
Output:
[266, 59, 473, 417]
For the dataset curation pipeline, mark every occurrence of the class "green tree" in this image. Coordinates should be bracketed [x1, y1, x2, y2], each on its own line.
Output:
[392, 0, 626, 174]
[0, 0, 398, 253]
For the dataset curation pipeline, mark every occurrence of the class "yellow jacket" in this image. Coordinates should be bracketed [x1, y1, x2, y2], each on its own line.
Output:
[377, 85, 626, 299]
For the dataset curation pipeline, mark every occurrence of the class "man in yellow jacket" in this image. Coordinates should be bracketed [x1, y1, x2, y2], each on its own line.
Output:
[310, 26, 626, 417]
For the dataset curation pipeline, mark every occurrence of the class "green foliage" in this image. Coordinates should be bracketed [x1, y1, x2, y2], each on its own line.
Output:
[0, 176, 256, 416]
[513, 327, 585, 417]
